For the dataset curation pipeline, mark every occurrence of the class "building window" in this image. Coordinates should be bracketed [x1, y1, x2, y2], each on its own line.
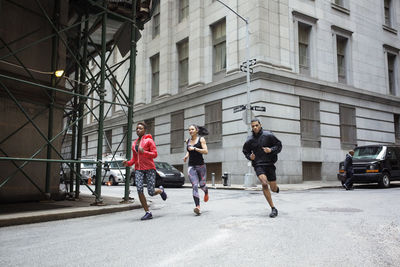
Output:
[340, 105, 357, 148]
[302, 162, 321, 181]
[336, 36, 347, 83]
[179, 0, 189, 22]
[145, 118, 155, 139]
[205, 101, 222, 144]
[298, 23, 311, 76]
[384, 0, 392, 27]
[151, 54, 160, 98]
[334, 0, 344, 6]
[212, 19, 226, 75]
[178, 39, 189, 89]
[332, 26, 353, 84]
[171, 111, 184, 153]
[331, 0, 349, 14]
[336, 35, 348, 84]
[152, 3, 160, 38]
[300, 98, 320, 147]
[104, 129, 112, 154]
[395, 114, 400, 144]
[387, 52, 397, 95]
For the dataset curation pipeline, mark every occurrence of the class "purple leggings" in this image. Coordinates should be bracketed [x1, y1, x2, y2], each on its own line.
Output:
[188, 165, 208, 206]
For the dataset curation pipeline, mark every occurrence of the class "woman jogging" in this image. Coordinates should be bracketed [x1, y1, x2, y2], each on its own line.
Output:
[123, 122, 167, 220]
[183, 124, 209, 215]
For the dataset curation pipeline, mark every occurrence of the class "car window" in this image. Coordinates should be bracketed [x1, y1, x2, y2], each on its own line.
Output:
[353, 146, 386, 160]
[82, 162, 96, 168]
[155, 162, 176, 171]
[395, 148, 400, 160]
[108, 161, 124, 168]
[387, 148, 397, 160]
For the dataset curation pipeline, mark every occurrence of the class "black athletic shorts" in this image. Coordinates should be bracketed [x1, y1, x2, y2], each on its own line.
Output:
[254, 165, 276, 182]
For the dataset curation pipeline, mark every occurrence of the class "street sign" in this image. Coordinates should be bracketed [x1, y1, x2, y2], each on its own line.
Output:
[241, 58, 257, 66]
[233, 105, 246, 113]
[239, 58, 257, 74]
[251, 106, 266, 112]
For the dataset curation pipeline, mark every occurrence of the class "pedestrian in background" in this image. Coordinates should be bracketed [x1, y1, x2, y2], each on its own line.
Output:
[183, 124, 209, 215]
[242, 119, 282, 218]
[343, 149, 355, 190]
[123, 122, 167, 220]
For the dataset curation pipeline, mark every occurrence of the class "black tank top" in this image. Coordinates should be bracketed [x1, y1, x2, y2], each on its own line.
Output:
[187, 137, 204, 166]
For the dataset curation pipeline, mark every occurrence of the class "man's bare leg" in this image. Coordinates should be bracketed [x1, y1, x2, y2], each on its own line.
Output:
[258, 174, 274, 208]
[269, 181, 279, 193]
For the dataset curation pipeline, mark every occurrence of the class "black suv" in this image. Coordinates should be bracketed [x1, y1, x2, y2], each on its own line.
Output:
[338, 145, 400, 188]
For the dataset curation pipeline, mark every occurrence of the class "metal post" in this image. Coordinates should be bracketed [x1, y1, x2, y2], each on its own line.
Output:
[216, 0, 255, 187]
[45, 0, 60, 199]
[69, 72, 77, 196]
[123, 0, 137, 203]
[93, 0, 107, 205]
[244, 21, 255, 187]
[211, 172, 215, 187]
[75, 13, 89, 199]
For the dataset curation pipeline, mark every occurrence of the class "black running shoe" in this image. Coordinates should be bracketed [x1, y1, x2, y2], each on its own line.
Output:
[141, 212, 153, 220]
[269, 207, 278, 218]
[159, 186, 167, 201]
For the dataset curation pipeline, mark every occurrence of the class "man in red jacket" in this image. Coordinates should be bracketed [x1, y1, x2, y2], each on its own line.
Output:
[123, 122, 167, 220]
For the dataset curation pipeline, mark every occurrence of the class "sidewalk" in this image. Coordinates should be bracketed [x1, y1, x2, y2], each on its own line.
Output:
[0, 181, 340, 227]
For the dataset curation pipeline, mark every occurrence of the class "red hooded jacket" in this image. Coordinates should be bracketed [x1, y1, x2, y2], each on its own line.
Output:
[126, 134, 157, 170]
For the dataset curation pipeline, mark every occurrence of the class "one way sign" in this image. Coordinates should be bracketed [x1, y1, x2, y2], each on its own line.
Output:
[251, 106, 266, 112]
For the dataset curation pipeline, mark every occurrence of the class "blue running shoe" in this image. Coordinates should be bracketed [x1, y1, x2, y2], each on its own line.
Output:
[141, 211, 153, 220]
[159, 186, 167, 201]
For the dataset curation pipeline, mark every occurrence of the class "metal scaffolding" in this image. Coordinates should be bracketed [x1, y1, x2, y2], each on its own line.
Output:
[0, 0, 154, 204]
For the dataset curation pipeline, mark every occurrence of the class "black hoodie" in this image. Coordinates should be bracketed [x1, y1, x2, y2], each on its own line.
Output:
[242, 128, 282, 167]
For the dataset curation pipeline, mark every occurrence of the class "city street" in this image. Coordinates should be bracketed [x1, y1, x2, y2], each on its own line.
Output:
[1, 185, 400, 267]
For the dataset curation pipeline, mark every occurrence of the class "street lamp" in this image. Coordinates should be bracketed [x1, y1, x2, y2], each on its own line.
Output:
[216, 0, 255, 187]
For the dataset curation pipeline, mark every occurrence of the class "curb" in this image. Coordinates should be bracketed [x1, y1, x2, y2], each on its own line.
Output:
[0, 203, 142, 228]
[182, 184, 341, 191]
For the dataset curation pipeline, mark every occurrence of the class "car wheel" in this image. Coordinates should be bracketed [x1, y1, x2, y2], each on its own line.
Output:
[379, 173, 390, 188]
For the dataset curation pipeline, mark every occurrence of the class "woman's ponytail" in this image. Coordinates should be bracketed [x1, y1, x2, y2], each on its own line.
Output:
[197, 126, 209, 136]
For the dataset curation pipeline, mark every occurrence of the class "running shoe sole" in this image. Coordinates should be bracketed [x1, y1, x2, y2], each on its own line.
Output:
[159, 186, 167, 201]
[194, 207, 201, 215]
[141, 212, 153, 220]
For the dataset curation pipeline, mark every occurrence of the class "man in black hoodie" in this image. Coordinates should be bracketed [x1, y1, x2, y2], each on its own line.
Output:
[243, 119, 282, 218]
[343, 150, 355, 190]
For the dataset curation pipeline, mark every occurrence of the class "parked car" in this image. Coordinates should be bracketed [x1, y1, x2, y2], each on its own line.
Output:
[92, 156, 127, 185]
[337, 145, 400, 188]
[130, 162, 185, 187]
[60, 158, 97, 184]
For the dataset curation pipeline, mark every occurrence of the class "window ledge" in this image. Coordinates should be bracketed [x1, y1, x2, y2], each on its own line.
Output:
[383, 25, 398, 35]
[331, 3, 350, 15]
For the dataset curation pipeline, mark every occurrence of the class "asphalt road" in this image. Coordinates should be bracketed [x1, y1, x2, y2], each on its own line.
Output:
[1, 185, 399, 267]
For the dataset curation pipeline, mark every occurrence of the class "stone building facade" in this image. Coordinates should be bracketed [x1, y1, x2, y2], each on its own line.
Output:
[81, 0, 400, 184]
